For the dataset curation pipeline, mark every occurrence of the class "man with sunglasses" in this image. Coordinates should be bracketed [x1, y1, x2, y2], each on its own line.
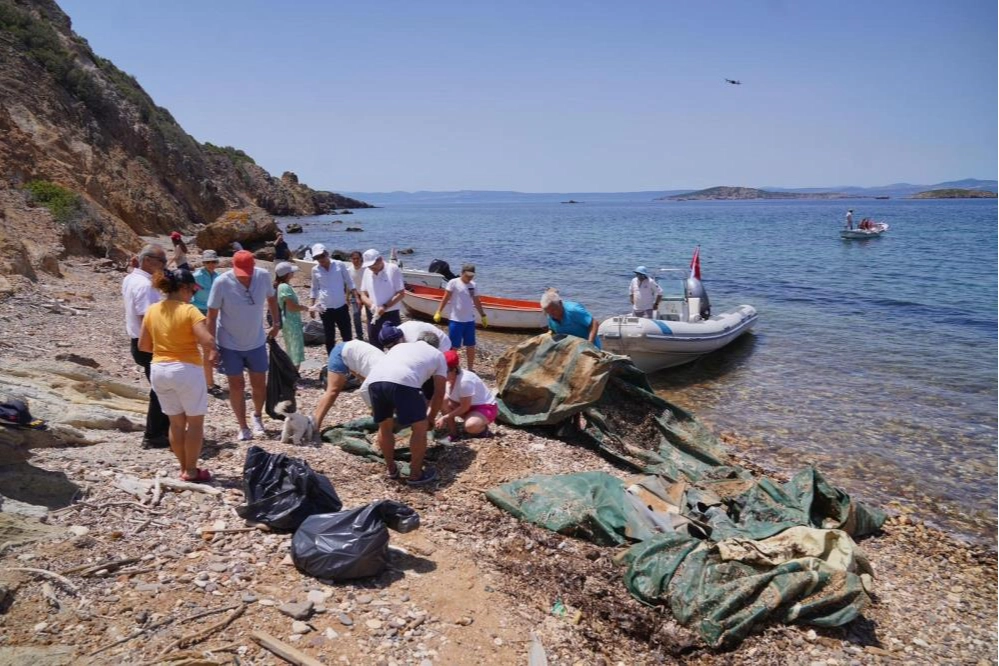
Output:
[122, 243, 172, 448]
[206, 250, 281, 441]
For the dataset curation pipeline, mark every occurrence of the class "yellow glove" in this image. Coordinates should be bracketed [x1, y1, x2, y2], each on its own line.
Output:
[481, 315, 489, 328]
[433, 311, 442, 323]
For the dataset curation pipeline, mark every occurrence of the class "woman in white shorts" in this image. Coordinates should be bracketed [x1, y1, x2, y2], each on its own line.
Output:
[434, 350, 498, 441]
[139, 268, 218, 482]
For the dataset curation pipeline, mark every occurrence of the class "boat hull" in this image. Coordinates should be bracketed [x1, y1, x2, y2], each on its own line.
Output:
[840, 223, 889, 239]
[598, 306, 758, 373]
[403, 285, 548, 331]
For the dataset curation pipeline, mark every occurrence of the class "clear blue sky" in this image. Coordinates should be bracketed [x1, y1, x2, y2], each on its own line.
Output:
[58, 0, 997, 192]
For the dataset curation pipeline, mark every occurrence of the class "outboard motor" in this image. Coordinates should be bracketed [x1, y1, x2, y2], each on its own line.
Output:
[427, 259, 457, 281]
[685, 277, 711, 320]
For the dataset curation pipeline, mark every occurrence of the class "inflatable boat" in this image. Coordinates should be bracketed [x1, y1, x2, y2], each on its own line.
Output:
[597, 265, 757, 373]
[841, 222, 889, 239]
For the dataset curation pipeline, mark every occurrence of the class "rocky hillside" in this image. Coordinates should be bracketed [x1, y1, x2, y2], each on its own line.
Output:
[663, 186, 846, 201]
[0, 0, 369, 274]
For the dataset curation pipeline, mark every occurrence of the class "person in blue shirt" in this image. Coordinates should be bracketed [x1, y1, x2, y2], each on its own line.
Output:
[191, 250, 222, 396]
[540, 288, 601, 349]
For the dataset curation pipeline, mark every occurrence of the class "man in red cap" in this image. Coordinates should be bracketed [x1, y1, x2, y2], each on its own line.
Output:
[206, 250, 281, 440]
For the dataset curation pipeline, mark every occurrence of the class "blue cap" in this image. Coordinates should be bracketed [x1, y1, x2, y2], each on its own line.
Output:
[634, 266, 649, 276]
[378, 323, 404, 346]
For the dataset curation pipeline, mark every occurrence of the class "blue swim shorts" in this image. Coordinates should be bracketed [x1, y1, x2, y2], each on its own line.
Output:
[448, 320, 476, 348]
[218, 344, 268, 376]
[327, 342, 350, 376]
[368, 381, 427, 427]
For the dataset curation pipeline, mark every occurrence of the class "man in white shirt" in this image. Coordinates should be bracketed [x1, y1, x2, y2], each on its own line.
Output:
[360, 324, 447, 486]
[398, 320, 452, 352]
[845, 209, 854, 230]
[432, 264, 487, 371]
[346, 250, 368, 341]
[358, 249, 405, 349]
[308, 243, 356, 354]
[311, 338, 385, 437]
[122, 244, 171, 448]
[629, 266, 663, 318]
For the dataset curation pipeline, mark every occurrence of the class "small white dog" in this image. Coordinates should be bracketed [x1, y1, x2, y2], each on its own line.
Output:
[274, 401, 314, 445]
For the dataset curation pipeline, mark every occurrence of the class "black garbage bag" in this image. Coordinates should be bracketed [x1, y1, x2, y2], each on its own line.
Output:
[235, 446, 342, 531]
[265, 337, 300, 420]
[427, 259, 457, 281]
[292, 500, 420, 581]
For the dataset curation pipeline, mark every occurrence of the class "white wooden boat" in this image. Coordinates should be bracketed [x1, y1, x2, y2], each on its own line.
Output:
[597, 266, 757, 373]
[403, 284, 548, 331]
[841, 222, 889, 239]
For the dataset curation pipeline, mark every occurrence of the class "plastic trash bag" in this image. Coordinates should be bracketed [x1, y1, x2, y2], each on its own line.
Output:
[235, 446, 342, 531]
[292, 500, 420, 581]
[265, 337, 300, 420]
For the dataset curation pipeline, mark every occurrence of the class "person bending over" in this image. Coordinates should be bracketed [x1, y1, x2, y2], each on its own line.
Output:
[435, 350, 498, 441]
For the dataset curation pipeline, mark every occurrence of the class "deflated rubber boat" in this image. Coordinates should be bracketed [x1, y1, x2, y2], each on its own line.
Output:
[598, 254, 757, 373]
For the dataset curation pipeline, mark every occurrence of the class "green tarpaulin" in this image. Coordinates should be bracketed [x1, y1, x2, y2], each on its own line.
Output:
[486, 336, 886, 648]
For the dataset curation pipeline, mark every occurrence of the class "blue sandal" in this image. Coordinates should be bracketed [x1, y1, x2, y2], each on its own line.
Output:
[406, 466, 439, 487]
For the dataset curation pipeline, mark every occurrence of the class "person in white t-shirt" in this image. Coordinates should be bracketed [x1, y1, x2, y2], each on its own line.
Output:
[629, 266, 663, 318]
[434, 350, 498, 441]
[358, 249, 406, 349]
[432, 264, 487, 371]
[360, 324, 447, 486]
[311, 339, 385, 439]
[346, 250, 368, 341]
[398, 320, 451, 352]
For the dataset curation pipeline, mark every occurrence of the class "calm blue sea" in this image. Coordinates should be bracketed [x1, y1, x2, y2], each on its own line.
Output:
[280, 199, 998, 542]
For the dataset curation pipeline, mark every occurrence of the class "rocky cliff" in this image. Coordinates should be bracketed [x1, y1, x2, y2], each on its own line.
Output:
[0, 0, 369, 273]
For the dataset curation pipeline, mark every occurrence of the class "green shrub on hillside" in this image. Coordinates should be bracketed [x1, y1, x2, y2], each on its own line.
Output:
[203, 142, 257, 166]
[25, 180, 81, 224]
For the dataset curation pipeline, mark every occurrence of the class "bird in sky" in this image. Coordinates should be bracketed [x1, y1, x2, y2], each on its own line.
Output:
[725, 78, 742, 85]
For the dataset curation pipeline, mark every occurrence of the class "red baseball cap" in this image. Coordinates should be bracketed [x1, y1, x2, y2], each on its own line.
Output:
[444, 350, 460, 369]
[232, 250, 255, 278]
[170, 231, 182, 241]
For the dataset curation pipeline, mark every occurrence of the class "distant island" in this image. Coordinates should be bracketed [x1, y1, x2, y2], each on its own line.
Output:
[909, 189, 997, 199]
[662, 186, 846, 201]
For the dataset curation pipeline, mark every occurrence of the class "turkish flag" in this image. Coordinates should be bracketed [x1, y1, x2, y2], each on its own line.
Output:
[689, 246, 701, 280]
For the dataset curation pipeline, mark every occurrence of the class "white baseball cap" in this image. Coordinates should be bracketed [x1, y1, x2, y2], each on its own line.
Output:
[274, 261, 299, 277]
[361, 248, 381, 268]
[310, 243, 328, 258]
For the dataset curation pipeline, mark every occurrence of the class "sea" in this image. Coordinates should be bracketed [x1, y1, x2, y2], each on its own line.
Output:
[278, 198, 998, 544]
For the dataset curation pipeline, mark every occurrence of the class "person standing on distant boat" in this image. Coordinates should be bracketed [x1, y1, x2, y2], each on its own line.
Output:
[433, 264, 488, 372]
[540, 288, 601, 348]
[629, 266, 662, 318]
[845, 209, 854, 230]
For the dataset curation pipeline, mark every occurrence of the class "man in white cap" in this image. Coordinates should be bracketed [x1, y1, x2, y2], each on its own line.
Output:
[358, 248, 405, 349]
[629, 266, 662, 318]
[308, 243, 356, 354]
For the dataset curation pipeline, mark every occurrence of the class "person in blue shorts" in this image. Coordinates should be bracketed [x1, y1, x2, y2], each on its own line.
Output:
[540, 288, 601, 348]
[206, 251, 280, 441]
[432, 264, 488, 371]
[311, 338, 385, 439]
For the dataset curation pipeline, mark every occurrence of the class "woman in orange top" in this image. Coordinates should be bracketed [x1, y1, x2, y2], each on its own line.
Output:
[139, 269, 218, 482]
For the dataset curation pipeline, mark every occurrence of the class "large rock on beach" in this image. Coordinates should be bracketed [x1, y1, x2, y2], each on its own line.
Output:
[0, 361, 148, 462]
[194, 207, 278, 253]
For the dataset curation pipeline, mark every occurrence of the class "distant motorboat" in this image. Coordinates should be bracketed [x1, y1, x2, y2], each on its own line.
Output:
[874, 196, 890, 200]
[841, 222, 889, 239]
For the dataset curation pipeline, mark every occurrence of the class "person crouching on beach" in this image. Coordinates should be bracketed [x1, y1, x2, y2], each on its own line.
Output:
[359, 324, 447, 486]
[435, 350, 498, 442]
[358, 249, 405, 349]
[192, 250, 223, 396]
[311, 338, 386, 442]
[138, 269, 217, 482]
[541, 288, 601, 348]
[206, 250, 281, 441]
[432, 263, 488, 371]
[274, 262, 308, 370]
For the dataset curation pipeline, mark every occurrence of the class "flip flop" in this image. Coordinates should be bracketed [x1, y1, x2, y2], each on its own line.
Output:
[180, 468, 213, 483]
[386, 465, 400, 481]
[406, 466, 439, 487]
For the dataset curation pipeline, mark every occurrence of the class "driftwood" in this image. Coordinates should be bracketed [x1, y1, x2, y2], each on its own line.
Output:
[5, 567, 81, 595]
[62, 556, 139, 577]
[89, 615, 175, 656]
[250, 631, 325, 666]
[158, 604, 245, 657]
[116, 475, 222, 504]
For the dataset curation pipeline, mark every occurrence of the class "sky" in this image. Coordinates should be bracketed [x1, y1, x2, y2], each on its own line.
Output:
[58, 0, 998, 192]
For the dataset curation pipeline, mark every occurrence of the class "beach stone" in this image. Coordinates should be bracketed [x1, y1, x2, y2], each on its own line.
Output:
[366, 619, 383, 630]
[292, 621, 311, 634]
[242, 593, 257, 603]
[307, 590, 327, 604]
[338, 613, 353, 626]
[279, 601, 313, 620]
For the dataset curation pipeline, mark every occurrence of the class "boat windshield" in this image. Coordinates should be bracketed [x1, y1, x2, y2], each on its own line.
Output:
[651, 269, 687, 299]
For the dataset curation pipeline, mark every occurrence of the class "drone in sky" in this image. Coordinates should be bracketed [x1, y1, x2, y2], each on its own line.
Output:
[725, 78, 742, 85]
